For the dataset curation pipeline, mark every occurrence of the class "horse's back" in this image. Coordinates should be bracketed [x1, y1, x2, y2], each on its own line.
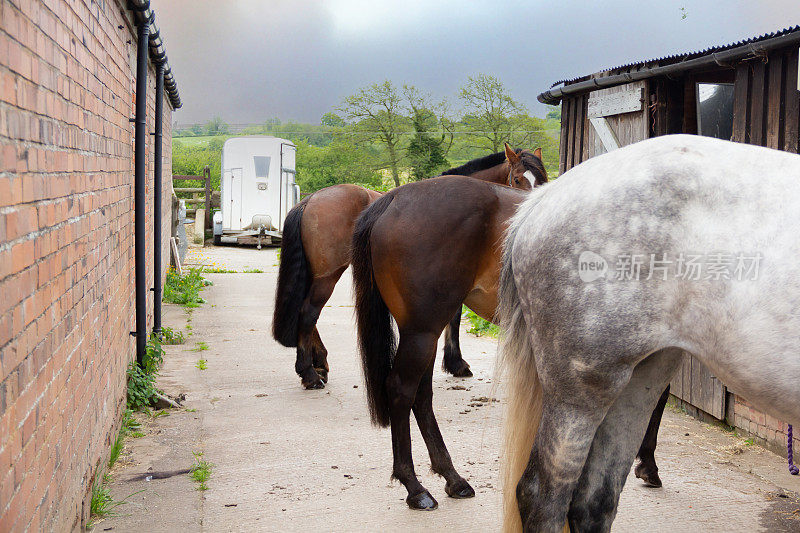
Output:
[509, 135, 800, 422]
[301, 184, 381, 276]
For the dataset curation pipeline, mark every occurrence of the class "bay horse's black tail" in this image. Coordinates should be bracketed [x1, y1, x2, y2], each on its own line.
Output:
[272, 199, 310, 347]
[351, 192, 397, 428]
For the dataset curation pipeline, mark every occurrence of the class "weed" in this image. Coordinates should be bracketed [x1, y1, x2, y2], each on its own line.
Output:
[193, 233, 204, 245]
[88, 480, 128, 522]
[160, 326, 185, 345]
[196, 359, 208, 370]
[201, 267, 237, 273]
[185, 408, 197, 413]
[143, 334, 164, 375]
[190, 452, 213, 490]
[89, 482, 115, 517]
[152, 409, 169, 418]
[108, 431, 124, 469]
[191, 342, 209, 352]
[243, 268, 264, 273]
[163, 268, 208, 308]
[122, 409, 144, 438]
[462, 305, 500, 338]
[126, 363, 159, 412]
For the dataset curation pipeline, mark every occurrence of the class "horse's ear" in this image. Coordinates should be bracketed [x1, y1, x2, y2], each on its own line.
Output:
[533, 147, 542, 160]
[504, 142, 520, 165]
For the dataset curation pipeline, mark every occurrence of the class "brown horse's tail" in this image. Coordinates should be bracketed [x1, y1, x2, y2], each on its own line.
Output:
[351, 193, 397, 428]
[496, 217, 544, 533]
[272, 199, 310, 347]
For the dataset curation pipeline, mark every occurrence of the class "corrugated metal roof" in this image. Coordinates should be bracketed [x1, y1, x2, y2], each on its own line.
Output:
[550, 26, 800, 88]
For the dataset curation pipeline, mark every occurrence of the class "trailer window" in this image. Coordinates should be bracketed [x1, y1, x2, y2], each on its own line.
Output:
[696, 83, 734, 141]
[254, 156, 271, 178]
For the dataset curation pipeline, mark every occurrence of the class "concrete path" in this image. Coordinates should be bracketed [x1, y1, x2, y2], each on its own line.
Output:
[99, 246, 800, 532]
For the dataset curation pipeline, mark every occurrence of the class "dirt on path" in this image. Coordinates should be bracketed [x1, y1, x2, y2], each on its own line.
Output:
[98, 246, 800, 532]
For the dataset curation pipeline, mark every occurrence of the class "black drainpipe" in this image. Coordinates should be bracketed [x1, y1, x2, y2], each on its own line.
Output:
[152, 57, 165, 338]
[133, 12, 150, 366]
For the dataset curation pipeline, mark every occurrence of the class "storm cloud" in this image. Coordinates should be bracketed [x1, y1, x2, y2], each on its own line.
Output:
[151, 0, 799, 124]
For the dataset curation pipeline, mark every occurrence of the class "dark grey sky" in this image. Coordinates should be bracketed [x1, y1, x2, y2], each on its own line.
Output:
[151, 0, 799, 125]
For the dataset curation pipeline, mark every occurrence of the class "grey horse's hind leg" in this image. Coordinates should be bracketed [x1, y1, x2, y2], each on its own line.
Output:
[516, 399, 612, 531]
[568, 348, 683, 532]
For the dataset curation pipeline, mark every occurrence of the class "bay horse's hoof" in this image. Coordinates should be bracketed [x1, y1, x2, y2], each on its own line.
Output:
[406, 490, 438, 510]
[302, 377, 325, 390]
[445, 360, 473, 378]
[452, 365, 473, 378]
[314, 367, 329, 383]
[634, 462, 662, 488]
[445, 478, 475, 499]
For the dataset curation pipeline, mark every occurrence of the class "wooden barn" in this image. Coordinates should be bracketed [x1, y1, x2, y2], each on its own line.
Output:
[538, 26, 800, 451]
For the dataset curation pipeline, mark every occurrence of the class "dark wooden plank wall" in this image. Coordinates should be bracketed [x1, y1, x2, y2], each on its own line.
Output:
[732, 48, 800, 153]
[559, 94, 589, 174]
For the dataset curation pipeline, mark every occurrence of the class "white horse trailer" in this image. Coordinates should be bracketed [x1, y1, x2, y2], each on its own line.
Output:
[213, 136, 299, 247]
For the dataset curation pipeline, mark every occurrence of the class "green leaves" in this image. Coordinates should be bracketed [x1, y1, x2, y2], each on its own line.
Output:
[163, 268, 208, 308]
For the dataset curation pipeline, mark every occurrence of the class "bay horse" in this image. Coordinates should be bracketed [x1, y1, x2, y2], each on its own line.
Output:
[498, 134, 800, 532]
[272, 145, 544, 389]
[350, 175, 668, 510]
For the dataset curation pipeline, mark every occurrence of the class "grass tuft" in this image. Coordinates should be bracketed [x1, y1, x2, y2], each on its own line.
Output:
[190, 452, 213, 490]
[195, 359, 208, 370]
[163, 268, 208, 308]
[462, 305, 500, 338]
[161, 326, 186, 345]
[191, 341, 209, 352]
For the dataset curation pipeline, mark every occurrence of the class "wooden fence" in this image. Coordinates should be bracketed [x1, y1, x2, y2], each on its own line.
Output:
[174, 165, 212, 229]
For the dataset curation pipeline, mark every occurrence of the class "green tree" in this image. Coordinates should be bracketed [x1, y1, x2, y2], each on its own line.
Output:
[295, 137, 382, 193]
[339, 80, 409, 187]
[404, 87, 449, 180]
[459, 74, 525, 152]
[321, 112, 345, 128]
[204, 117, 229, 136]
[546, 106, 561, 121]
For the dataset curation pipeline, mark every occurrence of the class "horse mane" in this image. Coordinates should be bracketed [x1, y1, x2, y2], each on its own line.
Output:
[436, 149, 518, 177]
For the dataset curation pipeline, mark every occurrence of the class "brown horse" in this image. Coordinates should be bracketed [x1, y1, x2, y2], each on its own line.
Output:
[272, 146, 545, 389]
[350, 176, 669, 510]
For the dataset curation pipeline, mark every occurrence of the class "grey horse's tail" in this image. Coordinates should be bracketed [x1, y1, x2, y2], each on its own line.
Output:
[496, 209, 545, 533]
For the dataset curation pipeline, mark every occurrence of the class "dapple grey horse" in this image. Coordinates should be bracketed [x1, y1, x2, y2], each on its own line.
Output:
[497, 134, 800, 532]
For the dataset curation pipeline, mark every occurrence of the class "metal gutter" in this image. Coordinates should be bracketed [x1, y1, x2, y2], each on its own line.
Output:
[129, 0, 182, 109]
[538, 29, 800, 105]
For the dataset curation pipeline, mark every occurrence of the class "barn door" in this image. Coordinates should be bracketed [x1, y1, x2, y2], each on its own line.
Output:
[586, 81, 648, 157]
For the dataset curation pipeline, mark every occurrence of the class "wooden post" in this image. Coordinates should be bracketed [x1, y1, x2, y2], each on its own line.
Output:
[204, 165, 212, 229]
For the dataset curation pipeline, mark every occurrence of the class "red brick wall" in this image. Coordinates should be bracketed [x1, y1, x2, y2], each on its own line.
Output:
[0, 0, 174, 530]
[730, 395, 800, 459]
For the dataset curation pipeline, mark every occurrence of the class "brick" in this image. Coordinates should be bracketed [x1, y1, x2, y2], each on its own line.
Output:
[1, 2, 175, 528]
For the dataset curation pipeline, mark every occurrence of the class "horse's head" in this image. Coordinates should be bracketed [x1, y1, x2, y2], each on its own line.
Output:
[504, 143, 548, 190]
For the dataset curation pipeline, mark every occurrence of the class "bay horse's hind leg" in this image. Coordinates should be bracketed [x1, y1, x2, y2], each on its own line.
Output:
[568, 349, 682, 532]
[295, 270, 342, 389]
[309, 327, 329, 383]
[414, 358, 474, 499]
[386, 330, 440, 510]
[634, 384, 670, 488]
[442, 310, 472, 377]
